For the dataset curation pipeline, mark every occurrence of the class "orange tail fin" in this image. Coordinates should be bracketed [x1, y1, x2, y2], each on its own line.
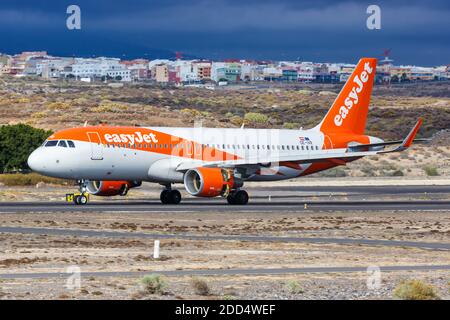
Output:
[318, 58, 377, 135]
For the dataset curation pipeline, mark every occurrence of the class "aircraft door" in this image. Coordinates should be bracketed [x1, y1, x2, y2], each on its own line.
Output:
[87, 132, 103, 160]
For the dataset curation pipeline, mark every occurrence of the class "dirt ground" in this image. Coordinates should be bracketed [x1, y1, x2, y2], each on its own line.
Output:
[0, 181, 449, 300]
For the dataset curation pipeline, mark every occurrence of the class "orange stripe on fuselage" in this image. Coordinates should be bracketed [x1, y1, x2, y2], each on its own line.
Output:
[302, 133, 371, 176]
[49, 126, 241, 162]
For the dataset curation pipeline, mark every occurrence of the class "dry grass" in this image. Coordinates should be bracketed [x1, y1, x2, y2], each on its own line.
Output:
[393, 279, 440, 300]
[0, 173, 71, 186]
[191, 277, 211, 296]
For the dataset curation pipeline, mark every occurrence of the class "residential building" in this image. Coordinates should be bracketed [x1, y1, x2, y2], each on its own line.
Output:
[153, 64, 169, 83]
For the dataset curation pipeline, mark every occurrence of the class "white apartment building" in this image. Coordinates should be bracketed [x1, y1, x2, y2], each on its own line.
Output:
[68, 58, 131, 81]
[174, 60, 198, 83]
[297, 62, 315, 82]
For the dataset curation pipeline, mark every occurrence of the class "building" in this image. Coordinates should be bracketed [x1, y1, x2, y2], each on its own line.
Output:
[263, 66, 282, 81]
[211, 62, 241, 83]
[121, 59, 150, 81]
[153, 64, 169, 83]
[410, 66, 434, 81]
[37, 58, 74, 78]
[63, 57, 131, 81]
[390, 66, 412, 82]
[281, 68, 298, 82]
[0, 54, 12, 75]
[174, 60, 198, 83]
[193, 61, 212, 81]
[297, 62, 314, 82]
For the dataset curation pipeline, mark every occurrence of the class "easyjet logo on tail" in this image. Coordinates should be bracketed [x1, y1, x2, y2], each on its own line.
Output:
[334, 62, 374, 127]
[104, 132, 158, 144]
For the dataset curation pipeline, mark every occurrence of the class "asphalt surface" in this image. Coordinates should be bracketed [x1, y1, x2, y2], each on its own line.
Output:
[1, 226, 449, 250]
[1, 185, 449, 213]
[1, 199, 450, 213]
[1, 265, 449, 279]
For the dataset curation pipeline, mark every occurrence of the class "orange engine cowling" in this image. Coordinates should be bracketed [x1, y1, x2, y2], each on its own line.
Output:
[183, 167, 241, 197]
[85, 180, 141, 196]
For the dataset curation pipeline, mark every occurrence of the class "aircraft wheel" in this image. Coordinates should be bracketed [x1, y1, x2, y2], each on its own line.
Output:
[160, 190, 171, 204]
[227, 194, 236, 205]
[78, 194, 88, 205]
[169, 190, 182, 204]
[227, 190, 248, 205]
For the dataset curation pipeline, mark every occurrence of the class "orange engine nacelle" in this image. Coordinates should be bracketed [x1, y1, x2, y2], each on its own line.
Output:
[184, 168, 241, 197]
[85, 180, 141, 196]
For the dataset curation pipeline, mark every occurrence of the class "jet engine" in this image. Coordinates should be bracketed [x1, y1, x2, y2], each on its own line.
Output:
[85, 180, 142, 196]
[183, 167, 242, 197]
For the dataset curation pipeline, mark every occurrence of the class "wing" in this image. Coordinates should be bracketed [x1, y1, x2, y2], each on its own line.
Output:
[176, 119, 424, 172]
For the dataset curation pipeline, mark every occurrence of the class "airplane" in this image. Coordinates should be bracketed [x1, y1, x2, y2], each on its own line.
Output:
[27, 58, 425, 205]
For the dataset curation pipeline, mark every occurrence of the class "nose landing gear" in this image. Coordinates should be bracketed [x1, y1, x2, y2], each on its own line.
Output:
[66, 180, 90, 205]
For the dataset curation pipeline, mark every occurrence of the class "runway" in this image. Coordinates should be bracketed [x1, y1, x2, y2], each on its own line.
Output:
[1, 264, 449, 279]
[1, 226, 449, 250]
[1, 184, 449, 213]
[1, 199, 450, 213]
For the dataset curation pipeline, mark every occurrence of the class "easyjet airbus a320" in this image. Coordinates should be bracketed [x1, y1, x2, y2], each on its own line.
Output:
[28, 58, 424, 205]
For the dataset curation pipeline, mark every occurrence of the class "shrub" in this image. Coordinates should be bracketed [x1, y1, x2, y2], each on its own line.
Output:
[423, 166, 439, 176]
[46, 102, 70, 110]
[286, 280, 304, 294]
[391, 169, 404, 177]
[244, 112, 269, 124]
[393, 280, 440, 300]
[318, 167, 347, 177]
[282, 122, 299, 129]
[140, 274, 167, 295]
[0, 124, 52, 173]
[230, 115, 243, 126]
[191, 277, 210, 296]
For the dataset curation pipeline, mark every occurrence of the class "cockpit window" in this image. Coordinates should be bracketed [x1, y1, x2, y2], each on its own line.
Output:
[45, 140, 58, 147]
[58, 140, 68, 148]
[67, 140, 75, 148]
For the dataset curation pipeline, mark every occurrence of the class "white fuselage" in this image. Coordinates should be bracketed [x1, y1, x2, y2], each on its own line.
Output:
[28, 126, 330, 183]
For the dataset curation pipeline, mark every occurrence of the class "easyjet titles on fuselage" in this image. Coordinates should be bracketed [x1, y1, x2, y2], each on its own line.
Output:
[104, 132, 158, 144]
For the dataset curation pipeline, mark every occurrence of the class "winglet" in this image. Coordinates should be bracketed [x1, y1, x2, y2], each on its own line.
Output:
[385, 118, 423, 153]
[403, 118, 423, 148]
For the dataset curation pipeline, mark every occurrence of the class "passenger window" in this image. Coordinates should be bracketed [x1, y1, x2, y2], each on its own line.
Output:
[45, 140, 58, 147]
[58, 140, 67, 148]
[286, 146, 290, 150]
[67, 140, 75, 148]
[316, 146, 319, 150]
[306, 146, 309, 150]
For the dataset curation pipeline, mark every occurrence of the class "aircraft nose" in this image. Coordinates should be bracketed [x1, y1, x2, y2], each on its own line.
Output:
[27, 149, 45, 172]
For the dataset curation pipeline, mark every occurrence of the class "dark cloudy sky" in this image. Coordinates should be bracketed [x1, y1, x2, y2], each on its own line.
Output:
[1, 0, 449, 65]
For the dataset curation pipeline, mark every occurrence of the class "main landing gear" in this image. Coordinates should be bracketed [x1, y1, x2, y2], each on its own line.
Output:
[160, 187, 182, 204]
[226, 190, 249, 205]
